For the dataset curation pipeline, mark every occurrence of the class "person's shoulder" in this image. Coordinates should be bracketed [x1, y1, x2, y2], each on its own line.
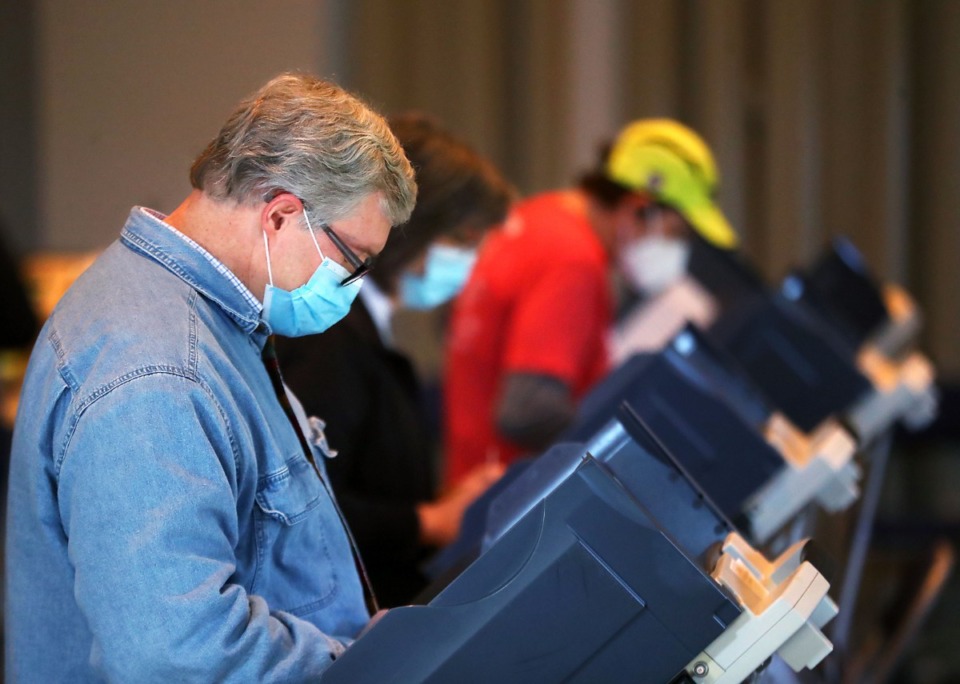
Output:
[514, 191, 579, 218]
[275, 303, 381, 385]
[47, 245, 205, 395]
[510, 192, 600, 261]
[285, 300, 374, 348]
[276, 311, 367, 366]
[470, 192, 602, 294]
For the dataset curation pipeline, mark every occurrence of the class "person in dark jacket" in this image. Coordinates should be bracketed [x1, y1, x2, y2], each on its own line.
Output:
[0, 216, 39, 498]
[0, 220, 38, 351]
[277, 113, 514, 607]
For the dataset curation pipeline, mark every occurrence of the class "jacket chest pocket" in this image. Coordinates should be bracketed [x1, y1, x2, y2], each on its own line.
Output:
[253, 451, 340, 616]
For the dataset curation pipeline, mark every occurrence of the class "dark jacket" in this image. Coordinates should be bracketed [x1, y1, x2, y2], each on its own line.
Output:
[0, 225, 38, 349]
[277, 301, 437, 607]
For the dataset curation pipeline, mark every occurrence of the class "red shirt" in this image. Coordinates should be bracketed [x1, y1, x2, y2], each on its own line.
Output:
[443, 192, 612, 485]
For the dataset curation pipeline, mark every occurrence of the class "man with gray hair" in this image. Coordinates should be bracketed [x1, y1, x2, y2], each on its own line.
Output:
[6, 73, 416, 682]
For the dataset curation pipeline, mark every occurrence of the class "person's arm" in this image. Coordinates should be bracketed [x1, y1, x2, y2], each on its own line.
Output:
[58, 372, 347, 683]
[417, 461, 504, 546]
[495, 372, 576, 452]
[494, 259, 608, 451]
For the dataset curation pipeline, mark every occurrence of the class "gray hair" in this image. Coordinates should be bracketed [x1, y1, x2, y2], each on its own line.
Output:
[190, 73, 416, 226]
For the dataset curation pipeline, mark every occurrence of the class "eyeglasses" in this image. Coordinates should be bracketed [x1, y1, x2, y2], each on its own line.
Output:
[318, 222, 374, 286]
[262, 191, 374, 286]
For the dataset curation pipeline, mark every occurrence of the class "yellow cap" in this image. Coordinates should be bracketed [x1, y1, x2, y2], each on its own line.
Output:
[605, 119, 737, 249]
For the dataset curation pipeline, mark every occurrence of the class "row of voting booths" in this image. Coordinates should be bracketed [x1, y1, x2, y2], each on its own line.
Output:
[322, 236, 943, 683]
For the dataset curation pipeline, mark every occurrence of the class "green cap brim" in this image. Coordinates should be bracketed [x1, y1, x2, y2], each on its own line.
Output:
[685, 203, 738, 249]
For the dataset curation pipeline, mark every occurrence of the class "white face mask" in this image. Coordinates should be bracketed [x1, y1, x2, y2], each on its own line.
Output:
[619, 234, 690, 296]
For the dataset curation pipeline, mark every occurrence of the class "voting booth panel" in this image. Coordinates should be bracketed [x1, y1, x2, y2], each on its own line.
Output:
[788, 236, 923, 360]
[567, 325, 859, 545]
[610, 235, 765, 363]
[706, 291, 872, 436]
[612, 236, 938, 446]
[427, 298, 869, 584]
[324, 409, 836, 683]
[781, 239, 938, 441]
[785, 237, 891, 353]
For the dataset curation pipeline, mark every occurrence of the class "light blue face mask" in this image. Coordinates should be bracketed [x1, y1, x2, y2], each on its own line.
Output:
[400, 243, 478, 310]
[261, 214, 362, 337]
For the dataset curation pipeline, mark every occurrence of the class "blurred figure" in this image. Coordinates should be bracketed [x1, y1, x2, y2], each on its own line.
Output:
[444, 119, 736, 485]
[0, 216, 40, 446]
[0, 215, 39, 489]
[277, 113, 513, 607]
[0, 220, 39, 353]
[0, 217, 39, 658]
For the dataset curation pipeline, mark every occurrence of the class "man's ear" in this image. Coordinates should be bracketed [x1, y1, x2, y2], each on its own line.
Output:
[261, 192, 305, 233]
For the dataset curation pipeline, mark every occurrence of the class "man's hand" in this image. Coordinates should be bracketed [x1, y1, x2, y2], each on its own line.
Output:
[417, 462, 505, 547]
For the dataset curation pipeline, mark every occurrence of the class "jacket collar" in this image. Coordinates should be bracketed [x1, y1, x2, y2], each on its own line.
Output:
[120, 207, 268, 346]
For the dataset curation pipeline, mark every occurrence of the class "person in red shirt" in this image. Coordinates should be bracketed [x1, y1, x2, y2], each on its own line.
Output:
[443, 119, 738, 485]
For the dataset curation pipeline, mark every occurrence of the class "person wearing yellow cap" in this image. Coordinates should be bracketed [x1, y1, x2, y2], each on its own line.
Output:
[605, 118, 737, 296]
[444, 118, 735, 487]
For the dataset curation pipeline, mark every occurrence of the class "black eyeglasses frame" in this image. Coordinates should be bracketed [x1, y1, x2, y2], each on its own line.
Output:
[318, 222, 373, 286]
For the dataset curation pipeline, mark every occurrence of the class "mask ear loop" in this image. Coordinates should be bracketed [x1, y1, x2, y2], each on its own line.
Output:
[262, 209, 326, 290]
[301, 211, 326, 260]
[262, 231, 275, 287]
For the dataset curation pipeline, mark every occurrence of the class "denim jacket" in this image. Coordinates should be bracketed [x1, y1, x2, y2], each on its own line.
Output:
[5, 208, 369, 682]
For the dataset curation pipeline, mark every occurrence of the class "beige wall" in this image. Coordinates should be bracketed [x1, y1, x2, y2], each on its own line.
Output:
[1, 0, 957, 373]
[31, 0, 338, 249]
[341, 0, 960, 375]
[0, 0, 40, 251]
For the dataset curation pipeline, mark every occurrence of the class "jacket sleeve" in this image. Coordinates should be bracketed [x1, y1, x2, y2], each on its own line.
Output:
[56, 371, 348, 683]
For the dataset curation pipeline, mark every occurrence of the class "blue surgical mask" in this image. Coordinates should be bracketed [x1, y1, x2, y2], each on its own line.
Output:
[261, 214, 362, 337]
[400, 243, 478, 310]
